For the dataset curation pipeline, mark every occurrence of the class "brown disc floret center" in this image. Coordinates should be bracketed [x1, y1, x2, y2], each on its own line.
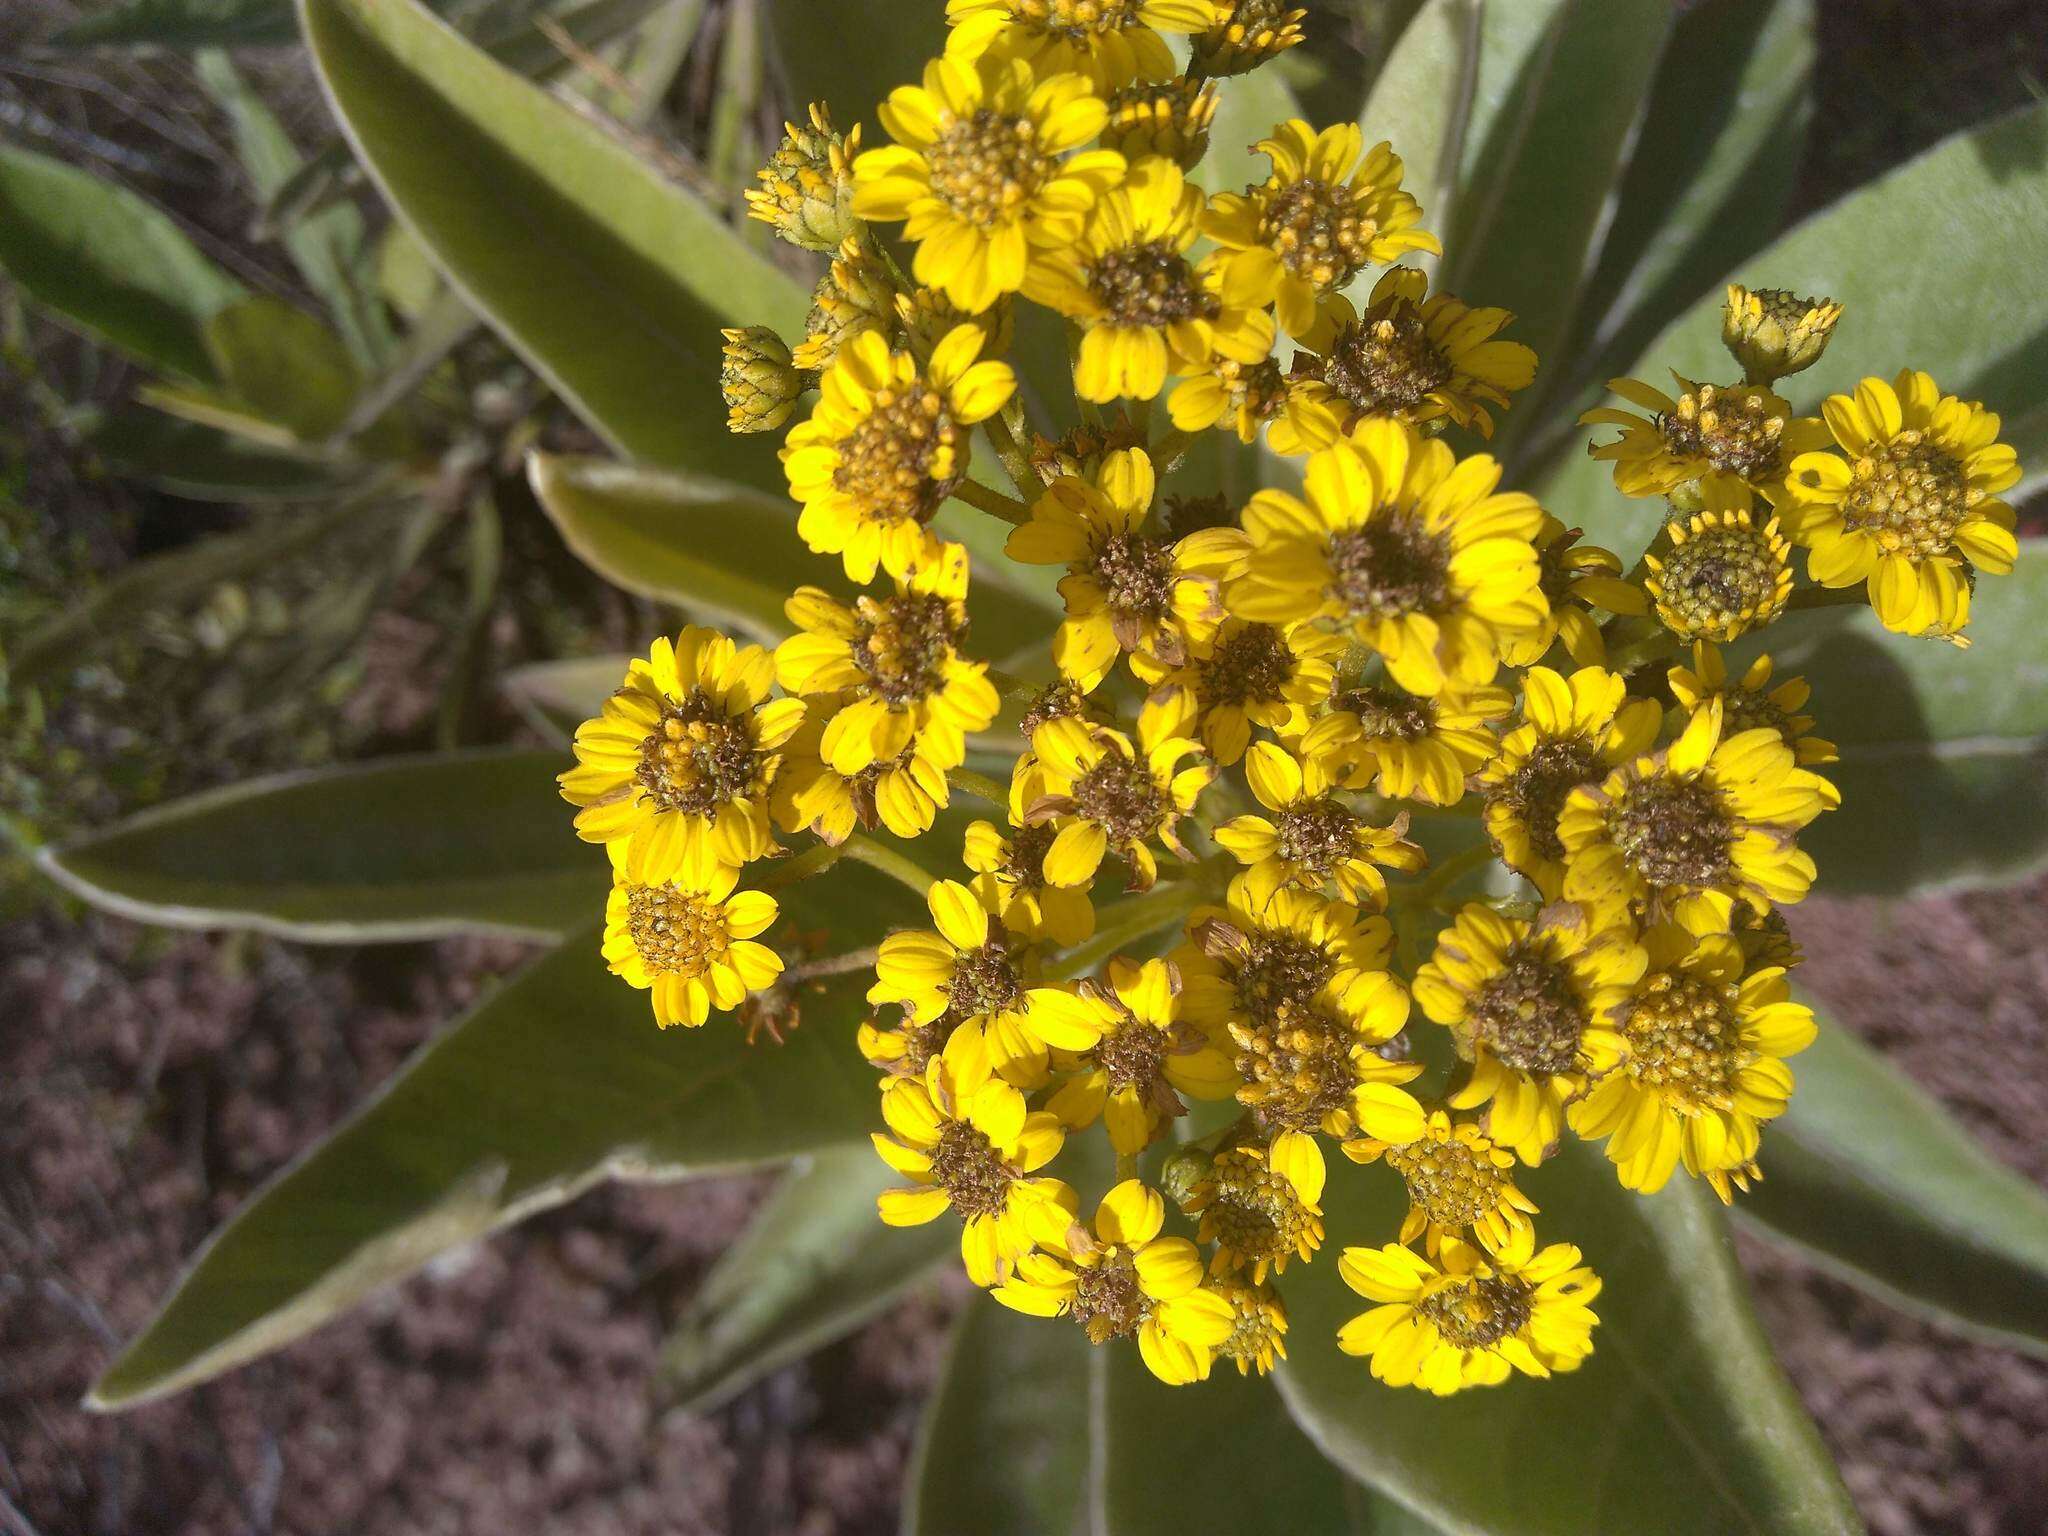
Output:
[1609, 773, 1734, 890]
[625, 884, 730, 976]
[1659, 383, 1787, 482]
[1074, 750, 1165, 846]
[1230, 996, 1357, 1132]
[1327, 511, 1451, 622]
[1070, 1250, 1148, 1342]
[1493, 737, 1601, 864]
[1199, 622, 1294, 707]
[1273, 797, 1360, 878]
[637, 693, 763, 817]
[1336, 683, 1433, 742]
[928, 1118, 1016, 1219]
[1088, 239, 1217, 328]
[1227, 930, 1335, 1020]
[1262, 178, 1375, 290]
[948, 931, 1024, 1018]
[1325, 301, 1452, 417]
[853, 590, 963, 704]
[1419, 1273, 1533, 1350]
[1088, 530, 1180, 627]
[1467, 944, 1590, 1076]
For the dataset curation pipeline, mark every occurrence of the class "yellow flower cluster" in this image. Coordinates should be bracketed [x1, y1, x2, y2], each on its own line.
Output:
[565, 6, 2020, 1398]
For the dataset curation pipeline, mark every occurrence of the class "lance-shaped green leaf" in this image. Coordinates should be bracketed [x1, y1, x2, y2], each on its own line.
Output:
[503, 653, 636, 738]
[53, 0, 297, 47]
[87, 862, 912, 1410]
[1745, 1004, 2048, 1357]
[659, 1144, 953, 1414]
[1535, 102, 2048, 558]
[765, 0, 938, 135]
[0, 142, 245, 383]
[1275, 1141, 1859, 1535]
[301, 0, 806, 486]
[41, 750, 601, 943]
[87, 407, 359, 503]
[204, 296, 365, 442]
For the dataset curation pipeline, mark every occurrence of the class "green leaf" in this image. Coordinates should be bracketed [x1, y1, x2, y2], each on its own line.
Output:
[1204, 39, 1306, 193]
[658, 1144, 953, 1414]
[764, 0, 939, 137]
[1275, 1140, 1859, 1535]
[1744, 1002, 2048, 1357]
[88, 406, 358, 502]
[1535, 101, 2048, 559]
[203, 296, 364, 442]
[0, 141, 245, 383]
[1439, 0, 1672, 427]
[302, 0, 807, 486]
[41, 750, 603, 943]
[87, 862, 914, 1410]
[1356, 0, 1487, 240]
[54, 0, 296, 46]
[502, 653, 635, 737]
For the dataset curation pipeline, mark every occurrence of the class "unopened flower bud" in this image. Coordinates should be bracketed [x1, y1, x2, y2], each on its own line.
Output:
[1159, 1142, 1215, 1208]
[719, 326, 804, 433]
[1193, 0, 1306, 77]
[1101, 78, 1218, 170]
[896, 287, 1013, 359]
[792, 235, 896, 371]
[745, 103, 862, 252]
[1721, 284, 1842, 384]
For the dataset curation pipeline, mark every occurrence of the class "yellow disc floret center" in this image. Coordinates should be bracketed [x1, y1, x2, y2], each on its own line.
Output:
[1262, 178, 1375, 290]
[626, 884, 733, 976]
[834, 384, 962, 525]
[1657, 523, 1786, 635]
[928, 108, 1054, 227]
[1658, 383, 1786, 481]
[1088, 240, 1216, 327]
[1325, 301, 1452, 417]
[1204, 1150, 1314, 1265]
[1326, 511, 1452, 622]
[1467, 944, 1590, 1077]
[1418, 1273, 1532, 1350]
[637, 694, 762, 816]
[1230, 997, 1357, 1132]
[1387, 1135, 1509, 1230]
[1622, 972, 1742, 1112]
[1840, 431, 1971, 556]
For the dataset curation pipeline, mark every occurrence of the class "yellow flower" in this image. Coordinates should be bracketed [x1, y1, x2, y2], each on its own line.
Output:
[1310, 677, 1511, 806]
[1212, 1277, 1289, 1375]
[1412, 900, 1645, 1165]
[1721, 283, 1841, 384]
[1175, 873, 1399, 1036]
[1476, 664, 1662, 898]
[1557, 697, 1839, 935]
[1167, 350, 1291, 443]
[770, 698, 954, 845]
[857, 1002, 953, 1081]
[1191, 0, 1305, 76]
[1024, 157, 1272, 403]
[600, 854, 784, 1028]
[1338, 1227, 1600, 1394]
[1021, 685, 1216, 891]
[1229, 424, 1548, 695]
[994, 1179, 1236, 1385]
[1215, 740, 1424, 906]
[1005, 446, 1224, 688]
[1036, 957, 1236, 1156]
[559, 627, 804, 884]
[1568, 925, 1817, 1200]
[874, 1026, 1072, 1283]
[852, 54, 1124, 313]
[1581, 372, 1829, 503]
[1344, 1108, 1538, 1252]
[1134, 617, 1339, 766]
[1203, 122, 1436, 339]
[1500, 514, 1645, 669]
[1667, 643, 1835, 767]
[783, 325, 1017, 583]
[870, 878, 1091, 1084]
[1273, 268, 1537, 450]
[1182, 1141, 1325, 1282]
[775, 542, 998, 774]
[1643, 477, 1793, 643]
[1779, 369, 2021, 640]
[949, 0, 1219, 89]
[962, 819, 1097, 946]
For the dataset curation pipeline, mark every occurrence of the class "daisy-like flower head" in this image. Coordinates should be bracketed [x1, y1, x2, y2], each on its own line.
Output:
[870, 878, 1086, 1085]
[1100, 76, 1218, 170]
[600, 853, 784, 1028]
[1343, 1107, 1538, 1252]
[1274, 267, 1537, 450]
[1780, 368, 2021, 640]
[1568, 924, 1817, 1200]
[1191, 0, 1306, 76]
[1212, 1277, 1289, 1376]
[1037, 956, 1236, 1156]
[857, 1001, 955, 1082]
[1581, 372, 1829, 504]
[775, 542, 998, 775]
[1500, 514, 1646, 669]
[783, 325, 1016, 583]
[1006, 446, 1224, 688]
[1412, 900, 1646, 1165]
[947, 0, 1219, 90]
[1204, 122, 1437, 340]
[1215, 739, 1425, 906]
[1176, 872, 1396, 1036]
[1311, 676, 1512, 805]
[560, 627, 805, 884]
[1643, 477, 1794, 643]
[1022, 685, 1216, 891]
[770, 697, 954, 845]
[1229, 423, 1549, 696]
[852, 54, 1125, 313]
[1182, 1140, 1325, 1282]
[1168, 350, 1292, 443]
[1135, 617, 1341, 765]
[963, 818, 1097, 946]
[994, 1179, 1236, 1384]
[1668, 642, 1836, 767]
[1558, 697, 1840, 935]
[1338, 1226, 1600, 1394]
[874, 1025, 1073, 1284]
[1476, 664, 1662, 897]
[1025, 157, 1273, 403]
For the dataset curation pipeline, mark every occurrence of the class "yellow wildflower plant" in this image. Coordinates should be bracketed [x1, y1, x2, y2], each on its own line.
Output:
[1175, 873, 1400, 1037]
[1135, 617, 1339, 766]
[1215, 739, 1425, 906]
[1780, 369, 2021, 639]
[1229, 423, 1549, 696]
[1312, 677, 1513, 806]
[1182, 1140, 1325, 1282]
[1666, 643, 1837, 768]
[1203, 121, 1437, 339]
[1568, 925, 1817, 1201]
[770, 699, 955, 844]
[1582, 372, 1832, 505]
[994, 1179, 1236, 1385]
[853, 54, 1124, 313]
[1342, 1107, 1539, 1253]
[1505, 514, 1646, 669]
[945, 0, 1219, 91]
[600, 848, 786, 1029]
[1337, 1227, 1600, 1395]
[1213, 1277, 1290, 1376]
[962, 819, 1097, 946]
[560, 626, 805, 884]
[1642, 477, 1795, 644]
